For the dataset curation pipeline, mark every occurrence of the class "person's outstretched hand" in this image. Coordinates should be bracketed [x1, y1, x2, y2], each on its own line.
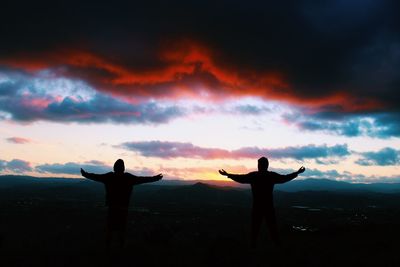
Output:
[219, 169, 228, 176]
[297, 166, 306, 174]
[80, 168, 87, 176]
[154, 174, 163, 180]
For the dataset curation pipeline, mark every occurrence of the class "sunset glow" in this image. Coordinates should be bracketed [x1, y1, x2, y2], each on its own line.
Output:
[1, 1, 400, 183]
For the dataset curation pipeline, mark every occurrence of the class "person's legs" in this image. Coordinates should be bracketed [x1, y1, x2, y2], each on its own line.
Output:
[266, 208, 280, 246]
[105, 227, 112, 249]
[251, 207, 264, 248]
[112, 207, 128, 248]
[117, 229, 126, 248]
[106, 207, 115, 249]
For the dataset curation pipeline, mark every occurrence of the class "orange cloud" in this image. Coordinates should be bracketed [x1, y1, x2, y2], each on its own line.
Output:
[0, 40, 383, 112]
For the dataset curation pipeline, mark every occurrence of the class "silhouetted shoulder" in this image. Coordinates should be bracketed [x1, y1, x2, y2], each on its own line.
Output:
[102, 172, 114, 180]
[123, 172, 138, 184]
[98, 172, 114, 183]
[267, 171, 280, 177]
[248, 171, 260, 179]
[123, 172, 137, 178]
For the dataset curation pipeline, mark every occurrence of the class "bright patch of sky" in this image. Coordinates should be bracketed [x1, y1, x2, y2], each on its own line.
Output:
[1, 74, 399, 182]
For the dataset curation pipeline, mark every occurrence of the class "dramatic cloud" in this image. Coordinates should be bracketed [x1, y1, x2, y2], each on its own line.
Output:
[356, 148, 400, 166]
[234, 144, 350, 160]
[284, 110, 400, 138]
[0, 71, 184, 124]
[6, 137, 31, 144]
[120, 141, 230, 159]
[1, 1, 399, 184]
[0, 71, 275, 125]
[0, 159, 32, 173]
[371, 113, 400, 138]
[36, 161, 111, 175]
[1, 1, 400, 115]
[120, 141, 350, 160]
[0, 44, 293, 107]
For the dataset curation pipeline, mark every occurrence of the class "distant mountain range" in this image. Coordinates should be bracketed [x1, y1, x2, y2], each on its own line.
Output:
[275, 178, 400, 193]
[2, 175, 400, 193]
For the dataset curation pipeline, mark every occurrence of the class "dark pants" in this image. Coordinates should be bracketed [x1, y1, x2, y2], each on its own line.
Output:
[251, 205, 280, 247]
[107, 206, 129, 231]
[106, 206, 129, 248]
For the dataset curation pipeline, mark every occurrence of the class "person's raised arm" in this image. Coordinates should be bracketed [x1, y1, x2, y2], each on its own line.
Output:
[127, 173, 163, 185]
[218, 169, 252, 184]
[273, 166, 305, 184]
[80, 168, 109, 183]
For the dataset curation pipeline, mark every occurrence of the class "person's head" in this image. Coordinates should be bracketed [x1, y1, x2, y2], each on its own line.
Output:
[113, 159, 125, 174]
[258, 157, 269, 171]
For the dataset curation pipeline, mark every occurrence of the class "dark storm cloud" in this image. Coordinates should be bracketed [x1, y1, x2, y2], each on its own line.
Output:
[119, 141, 350, 160]
[0, 159, 32, 173]
[356, 148, 400, 166]
[1, 0, 400, 114]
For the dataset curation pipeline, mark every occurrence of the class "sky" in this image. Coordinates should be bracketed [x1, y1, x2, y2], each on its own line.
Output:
[1, 0, 400, 183]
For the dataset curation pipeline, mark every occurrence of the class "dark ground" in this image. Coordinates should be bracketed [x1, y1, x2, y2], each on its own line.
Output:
[1, 179, 400, 266]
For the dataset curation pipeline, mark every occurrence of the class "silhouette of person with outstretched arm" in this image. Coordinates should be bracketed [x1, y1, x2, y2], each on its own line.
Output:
[81, 159, 162, 248]
[219, 157, 305, 247]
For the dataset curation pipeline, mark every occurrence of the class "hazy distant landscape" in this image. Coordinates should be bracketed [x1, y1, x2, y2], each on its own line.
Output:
[2, 175, 400, 266]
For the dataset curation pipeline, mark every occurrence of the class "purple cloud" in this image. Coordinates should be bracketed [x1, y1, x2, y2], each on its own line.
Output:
[0, 71, 185, 124]
[120, 141, 350, 160]
[36, 161, 111, 175]
[6, 137, 31, 144]
[0, 159, 32, 173]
